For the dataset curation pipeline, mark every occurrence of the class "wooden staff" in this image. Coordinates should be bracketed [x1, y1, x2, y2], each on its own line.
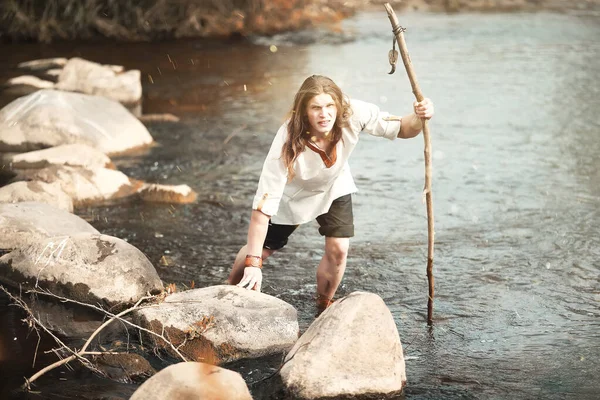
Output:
[384, 3, 435, 325]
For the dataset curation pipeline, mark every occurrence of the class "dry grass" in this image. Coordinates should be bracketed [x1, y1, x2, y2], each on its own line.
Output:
[0, 0, 352, 43]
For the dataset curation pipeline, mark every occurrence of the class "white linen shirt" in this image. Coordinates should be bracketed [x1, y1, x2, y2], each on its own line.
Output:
[251, 99, 402, 225]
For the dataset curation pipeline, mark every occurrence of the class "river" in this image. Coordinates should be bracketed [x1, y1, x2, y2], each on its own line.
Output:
[0, 9, 599, 400]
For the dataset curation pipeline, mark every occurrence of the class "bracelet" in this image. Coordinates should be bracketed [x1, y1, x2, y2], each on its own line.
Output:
[244, 255, 263, 269]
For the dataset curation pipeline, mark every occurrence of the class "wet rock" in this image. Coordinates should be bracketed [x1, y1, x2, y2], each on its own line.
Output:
[0, 181, 73, 212]
[138, 183, 197, 204]
[138, 113, 180, 123]
[0, 233, 164, 306]
[133, 285, 299, 364]
[55, 58, 142, 105]
[7, 144, 113, 170]
[26, 295, 105, 338]
[130, 361, 252, 400]
[91, 353, 156, 384]
[4, 75, 55, 93]
[279, 291, 406, 399]
[0, 202, 98, 252]
[17, 57, 68, 71]
[15, 165, 141, 206]
[0, 89, 153, 154]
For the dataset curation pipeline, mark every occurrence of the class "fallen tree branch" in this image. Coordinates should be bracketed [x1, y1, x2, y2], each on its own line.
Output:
[0, 285, 188, 391]
[27, 288, 189, 362]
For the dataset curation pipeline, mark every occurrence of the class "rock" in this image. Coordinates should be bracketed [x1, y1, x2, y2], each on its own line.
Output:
[138, 113, 180, 123]
[0, 181, 73, 212]
[133, 285, 299, 364]
[55, 58, 142, 105]
[25, 296, 105, 338]
[16, 165, 141, 206]
[7, 144, 113, 170]
[130, 362, 252, 400]
[279, 291, 406, 399]
[5, 75, 55, 89]
[0, 232, 164, 306]
[0, 89, 153, 154]
[91, 353, 155, 384]
[0, 202, 98, 252]
[138, 183, 197, 204]
[45, 68, 63, 77]
[17, 58, 68, 71]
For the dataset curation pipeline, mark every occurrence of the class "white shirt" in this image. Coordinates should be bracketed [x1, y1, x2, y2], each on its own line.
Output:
[252, 99, 402, 225]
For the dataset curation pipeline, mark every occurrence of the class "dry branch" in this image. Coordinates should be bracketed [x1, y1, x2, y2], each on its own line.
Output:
[384, 3, 435, 324]
[0, 285, 188, 392]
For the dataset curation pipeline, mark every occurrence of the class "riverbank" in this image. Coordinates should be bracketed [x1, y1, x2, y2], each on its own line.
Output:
[352, 0, 600, 12]
[2, 0, 599, 43]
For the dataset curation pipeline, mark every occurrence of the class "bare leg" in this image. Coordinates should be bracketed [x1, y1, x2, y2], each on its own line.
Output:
[316, 237, 350, 307]
[227, 244, 275, 285]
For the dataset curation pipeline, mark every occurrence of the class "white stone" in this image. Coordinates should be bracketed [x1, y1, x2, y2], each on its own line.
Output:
[55, 57, 142, 104]
[138, 183, 197, 204]
[0, 202, 98, 251]
[0, 89, 153, 154]
[8, 144, 112, 170]
[0, 233, 163, 305]
[0, 181, 73, 212]
[20, 165, 138, 206]
[6, 75, 54, 89]
[280, 291, 406, 399]
[134, 285, 299, 363]
[130, 362, 252, 400]
[17, 58, 68, 70]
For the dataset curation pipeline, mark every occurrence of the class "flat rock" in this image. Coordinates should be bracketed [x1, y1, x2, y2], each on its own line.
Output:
[138, 183, 197, 204]
[17, 58, 68, 71]
[17, 165, 141, 206]
[0, 202, 97, 252]
[133, 285, 299, 364]
[130, 362, 252, 400]
[7, 144, 112, 170]
[0, 89, 153, 154]
[0, 181, 73, 212]
[280, 291, 406, 399]
[55, 57, 142, 105]
[0, 232, 164, 306]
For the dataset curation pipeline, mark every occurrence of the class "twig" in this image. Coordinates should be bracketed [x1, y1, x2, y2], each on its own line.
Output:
[28, 288, 189, 362]
[1, 286, 189, 391]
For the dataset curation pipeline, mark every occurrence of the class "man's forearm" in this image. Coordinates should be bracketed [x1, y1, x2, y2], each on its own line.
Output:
[397, 113, 423, 139]
[247, 210, 270, 256]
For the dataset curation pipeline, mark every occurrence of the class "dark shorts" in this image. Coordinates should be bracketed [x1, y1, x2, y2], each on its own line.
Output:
[263, 194, 354, 251]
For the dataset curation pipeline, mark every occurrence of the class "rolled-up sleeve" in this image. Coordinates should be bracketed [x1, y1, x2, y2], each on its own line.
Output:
[351, 99, 401, 141]
[252, 123, 288, 217]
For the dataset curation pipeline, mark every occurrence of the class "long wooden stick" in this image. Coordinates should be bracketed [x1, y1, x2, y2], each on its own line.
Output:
[384, 3, 435, 325]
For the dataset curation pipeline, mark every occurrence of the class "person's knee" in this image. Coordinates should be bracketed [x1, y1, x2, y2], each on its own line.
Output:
[325, 238, 349, 265]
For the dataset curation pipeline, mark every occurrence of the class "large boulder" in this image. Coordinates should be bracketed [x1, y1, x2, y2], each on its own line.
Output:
[17, 165, 141, 206]
[0, 181, 73, 212]
[55, 58, 142, 105]
[279, 292, 406, 399]
[0, 89, 153, 154]
[0, 202, 97, 252]
[130, 362, 252, 400]
[0, 233, 164, 306]
[133, 285, 299, 364]
[7, 144, 112, 170]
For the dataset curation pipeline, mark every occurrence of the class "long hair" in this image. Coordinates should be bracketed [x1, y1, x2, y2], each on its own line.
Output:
[281, 75, 352, 181]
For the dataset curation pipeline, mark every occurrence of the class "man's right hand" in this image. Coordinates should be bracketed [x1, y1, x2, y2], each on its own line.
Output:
[237, 266, 262, 292]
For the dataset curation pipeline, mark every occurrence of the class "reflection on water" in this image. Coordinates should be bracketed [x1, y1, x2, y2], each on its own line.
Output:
[1, 10, 599, 400]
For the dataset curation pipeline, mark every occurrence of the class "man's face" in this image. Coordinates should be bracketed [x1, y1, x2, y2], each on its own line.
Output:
[305, 93, 337, 137]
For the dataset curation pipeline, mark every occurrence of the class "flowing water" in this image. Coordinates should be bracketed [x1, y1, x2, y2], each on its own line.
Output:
[0, 9, 599, 400]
